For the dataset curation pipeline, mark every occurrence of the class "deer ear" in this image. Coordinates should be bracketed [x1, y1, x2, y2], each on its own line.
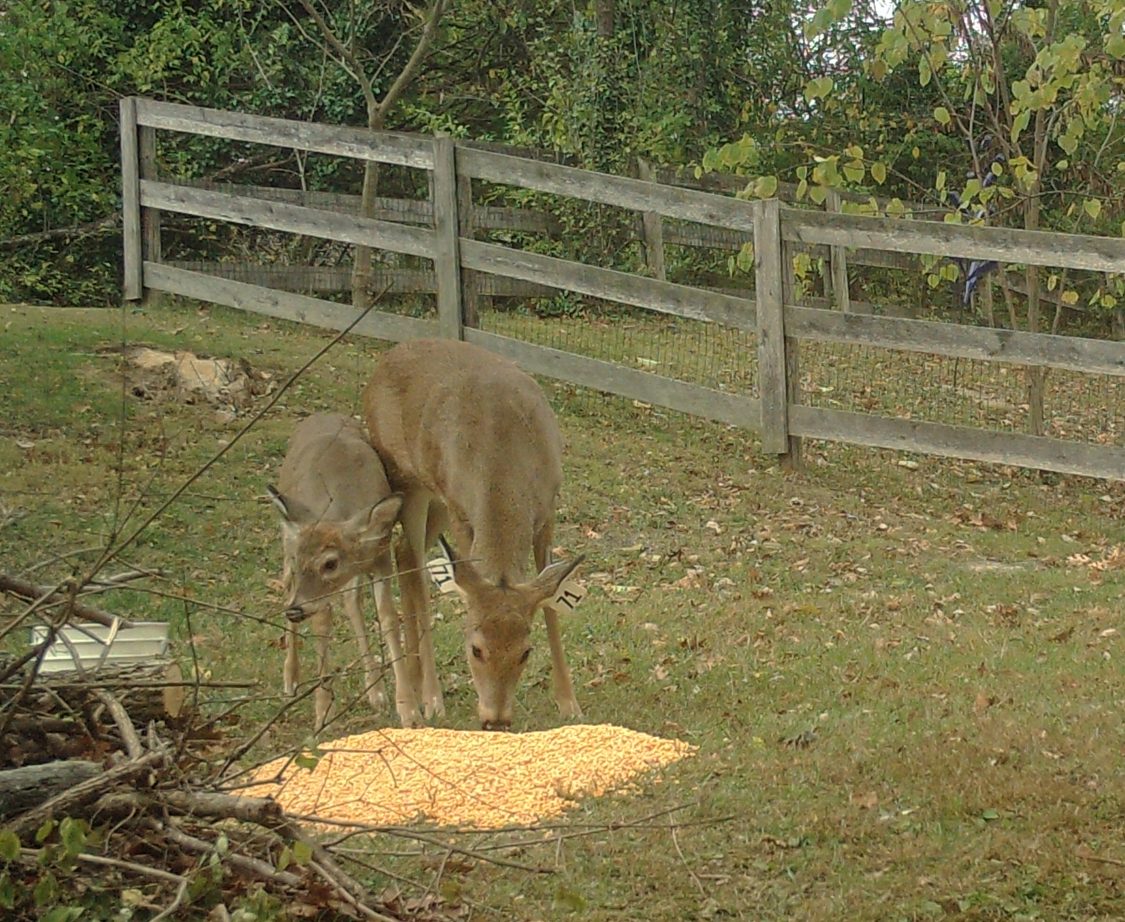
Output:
[526, 555, 584, 607]
[441, 535, 487, 595]
[267, 485, 292, 521]
[353, 493, 403, 543]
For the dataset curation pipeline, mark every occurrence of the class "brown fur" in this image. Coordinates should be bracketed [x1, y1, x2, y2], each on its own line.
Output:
[363, 340, 583, 729]
[269, 413, 404, 730]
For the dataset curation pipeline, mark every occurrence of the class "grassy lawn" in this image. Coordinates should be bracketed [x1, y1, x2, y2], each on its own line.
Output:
[0, 300, 1121, 921]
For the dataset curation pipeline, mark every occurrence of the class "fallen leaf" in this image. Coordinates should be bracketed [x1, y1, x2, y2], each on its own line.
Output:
[850, 790, 879, 809]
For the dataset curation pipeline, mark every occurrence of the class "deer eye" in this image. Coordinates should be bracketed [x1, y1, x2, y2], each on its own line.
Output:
[519, 649, 531, 665]
[471, 644, 483, 660]
[323, 558, 339, 574]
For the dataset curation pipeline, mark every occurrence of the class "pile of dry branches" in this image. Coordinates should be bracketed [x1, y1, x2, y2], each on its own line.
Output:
[0, 579, 453, 921]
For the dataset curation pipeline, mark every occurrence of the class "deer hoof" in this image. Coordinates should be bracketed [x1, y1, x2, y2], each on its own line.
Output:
[422, 692, 445, 719]
[557, 699, 583, 720]
[397, 704, 425, 729]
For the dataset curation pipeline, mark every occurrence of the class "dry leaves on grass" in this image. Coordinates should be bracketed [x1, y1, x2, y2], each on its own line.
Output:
[1065, 545, 1124, 581]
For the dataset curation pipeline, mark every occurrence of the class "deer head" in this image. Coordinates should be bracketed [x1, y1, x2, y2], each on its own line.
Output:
[269, 486, 402, 622]
[444, 538, 583, 729]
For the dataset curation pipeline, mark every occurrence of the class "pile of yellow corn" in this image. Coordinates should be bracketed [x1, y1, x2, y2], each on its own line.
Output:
[243, 724, 696, 829]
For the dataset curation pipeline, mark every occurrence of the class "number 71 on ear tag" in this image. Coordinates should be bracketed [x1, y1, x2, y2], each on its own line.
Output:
[544, 577, 586, 614]
[426, 551, 459, 594]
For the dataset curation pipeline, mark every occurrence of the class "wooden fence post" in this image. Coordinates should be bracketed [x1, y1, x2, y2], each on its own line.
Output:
[456, 158, 480, 329]
[781, 242, 804, 471]
[138, 122, 162, 306]
[637, 157, 666, 281]
[432, 134, 464, 340]
[754, 198, 791, 459]
[120, 98, 143, 302]
[825, 189, 851, 312]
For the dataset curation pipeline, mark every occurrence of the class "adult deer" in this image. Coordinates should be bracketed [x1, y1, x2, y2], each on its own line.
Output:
[363, 339, 584, 730]
[267, 413, 409, 730]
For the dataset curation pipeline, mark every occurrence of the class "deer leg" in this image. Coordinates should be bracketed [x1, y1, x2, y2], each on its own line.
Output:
[283, 624, 300, 697]
[372, 549, 423, 728]
[310, 606, 334, 732]
[399, 492, 444, 719]
[535, 523, 582, 720]
[342, 575, 385, 711]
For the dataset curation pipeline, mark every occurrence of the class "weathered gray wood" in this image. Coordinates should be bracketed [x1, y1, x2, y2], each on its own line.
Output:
[165, 261, 556, 298]
[464, 330, 761, 430]
[176, 181, 557, 234]
[825, 190, 852, 312]
[432, 136, 463, 340]
[458, 147, 758, 231]
[663, 223, 753, 250]
[789, 405, 1125, 482]
[785, 305, 1125, 376]
[755, 198, 789, 454]
[178, 179, 433, 222]
[457, 169, 481, 328]
[144, 262, 438, 343]
[781, 243, 803, 470]
[138, 125, 161, 306]
[461, 240, 758, 331]
[135, 98, 434, 168]
[120, 98, 143, 301]
[475, 204, 559, 234]
[0, 761, 102, 819]
[637, 158, 666, 281]
[141, 180, 435, 259]
[782, 206, 1125, 274]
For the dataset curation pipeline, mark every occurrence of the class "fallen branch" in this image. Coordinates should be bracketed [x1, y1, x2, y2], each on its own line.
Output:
[0, 213, 119, 250]
[10, 748, 167, 835]
[0, 573, 135, 629]
[148, 817, 304, 889]
[0, 761, 103, 819]
[93, 688, 144, 760]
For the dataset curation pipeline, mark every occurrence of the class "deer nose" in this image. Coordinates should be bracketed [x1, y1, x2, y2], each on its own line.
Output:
[481, 718, 512, 732]
[285, 605, 310, 623]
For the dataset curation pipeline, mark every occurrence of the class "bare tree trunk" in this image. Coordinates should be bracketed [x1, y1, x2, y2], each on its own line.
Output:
[980, 279, 995, 327]
[596, 0, 615, 38]
[351, 140, 383, 313]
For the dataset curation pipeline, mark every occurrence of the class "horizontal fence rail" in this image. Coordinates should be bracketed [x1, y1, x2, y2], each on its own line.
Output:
[785, 307, 1125, 376]
[783, 207, 1125, 274]
[457, 148, 758, 231]
[135, 98, 433, 168]
[120, 97, 1125, 481]
[141, 181, 435, 259]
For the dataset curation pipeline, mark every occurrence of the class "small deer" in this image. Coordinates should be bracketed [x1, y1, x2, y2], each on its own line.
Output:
[267, 413, 406, 730]
[363, 339, 584, 730]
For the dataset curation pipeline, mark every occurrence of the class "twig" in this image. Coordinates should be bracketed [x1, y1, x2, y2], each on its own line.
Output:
[273, 812, 397, 922]
[0, 213, 119, 249]
[670, 824, 706, 897]
[150, 818, 304, 888]
[93, 688, 145, 759]
[214, 679, 324, 782]
[320, 821, 552, 874]
[19, 847, 186, 885]
[149, 877, 190, 922]
[1077, 848, 1125, 868]
[0, 572, 134, 630]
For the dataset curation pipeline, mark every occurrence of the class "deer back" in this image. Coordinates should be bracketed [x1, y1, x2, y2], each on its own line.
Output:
[363, 339, 562, 583]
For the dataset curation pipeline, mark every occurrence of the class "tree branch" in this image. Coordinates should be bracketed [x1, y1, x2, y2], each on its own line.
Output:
[374, 0, 449, 127]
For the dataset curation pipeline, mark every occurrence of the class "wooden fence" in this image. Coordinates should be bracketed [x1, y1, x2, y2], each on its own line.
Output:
[120, 97, 1125, 481]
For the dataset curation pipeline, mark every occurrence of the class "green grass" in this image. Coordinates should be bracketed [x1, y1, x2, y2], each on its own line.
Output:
[1, 301, 1122, 921]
